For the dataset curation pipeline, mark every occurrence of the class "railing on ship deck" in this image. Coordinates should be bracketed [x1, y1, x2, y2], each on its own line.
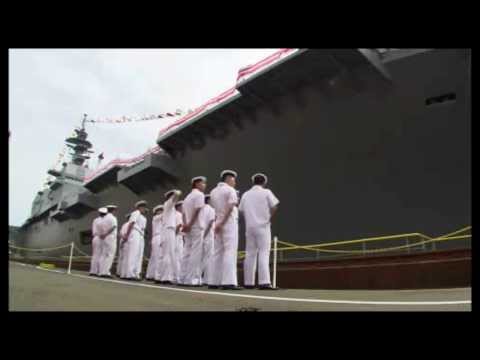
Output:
[9, 225, 471, 265]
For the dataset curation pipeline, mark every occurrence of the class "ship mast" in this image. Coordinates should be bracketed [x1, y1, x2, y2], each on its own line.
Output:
[65, 114, 94, 166]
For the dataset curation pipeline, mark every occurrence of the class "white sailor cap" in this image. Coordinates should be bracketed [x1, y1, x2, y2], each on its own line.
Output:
[164, 189, 181, 198]
[191, 176, 207, 184]
[153, 205, 164, 213]
[98, 207, 108, 214]
[221, 169, 237, 178]
[175, 200, 184, 207]
[135, 200, 148, 208]
[251, 173, 268, 184]
[105, 204, 118, 209]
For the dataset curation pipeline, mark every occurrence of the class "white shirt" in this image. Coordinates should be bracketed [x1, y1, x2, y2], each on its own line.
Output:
[210, 182, 238, 226]
[120, 222, 129, 238]
[239, 185, 280, 229]
[92, 217, 103, 237]
[129, 209, 147, 237]
[162, 197, 178, 229]
[182, 188, 205, 229]
[103, 213, 118, 238]
[176, 210, 183, 235]
[152, 214, 163, 237]
[199, 204, 216, 235]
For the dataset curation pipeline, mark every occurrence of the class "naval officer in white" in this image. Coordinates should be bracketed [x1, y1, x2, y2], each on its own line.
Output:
[239, 173, 279, 289]
[89, 207, 108, 276]
[155, 189, 182, 284]
[98, 205, 118, 278]
[121, 200, 148, 280]
[181, 176, 207, 286]
[146, 205, 164, 281]
[209, 170, 242, 290]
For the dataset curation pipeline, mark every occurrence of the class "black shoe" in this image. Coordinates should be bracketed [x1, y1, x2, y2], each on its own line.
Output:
[208, 285, 219, 289]
[89, 273, 98, 277]
[221, 285, 243, 291]
[258, 284, 277, 290]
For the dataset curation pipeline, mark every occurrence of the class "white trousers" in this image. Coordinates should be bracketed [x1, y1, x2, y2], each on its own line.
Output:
[89, 236, 101, 274]
[116, 243, 123, 276]
[155, 227, 176, 282]
[99, 234, 117, 276]
[135, 236, 145, 278]
[202, 232, 214, 285]
[146, 234, 162, 279]
[211, 222, 238, 286]
[175, 235, 183, 282]
[243, 226, 272, 286]
[120, 231, 141, 279]
[181, 228, 203, 285]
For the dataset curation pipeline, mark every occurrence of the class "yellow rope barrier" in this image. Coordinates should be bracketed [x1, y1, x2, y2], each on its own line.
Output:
[274, 233, 470, 255]
[273, 225, 471, 253]
[9, 243, 72, 252]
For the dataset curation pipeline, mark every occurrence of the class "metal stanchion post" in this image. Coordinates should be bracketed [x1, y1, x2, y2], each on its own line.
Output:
[67, 242, 74, 275]
[273, 236, 278, 289]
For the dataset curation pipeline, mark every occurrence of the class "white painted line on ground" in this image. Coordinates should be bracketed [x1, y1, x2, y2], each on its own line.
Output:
[14, 262, 470, 306]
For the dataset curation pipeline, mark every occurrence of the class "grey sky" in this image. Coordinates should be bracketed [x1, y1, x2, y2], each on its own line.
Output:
[9, 49, 277, 226]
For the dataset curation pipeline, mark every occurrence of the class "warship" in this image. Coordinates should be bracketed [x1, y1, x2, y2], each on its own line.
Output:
[12, 48, 471, 289]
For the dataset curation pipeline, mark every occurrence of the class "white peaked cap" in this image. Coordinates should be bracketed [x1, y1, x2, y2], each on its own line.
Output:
[191, 176, 207, 184]
[153, 205, 164, 213]
[251, 173, 268, 184]
[221, 169, 237, 178]
[135, 200, 148, 207]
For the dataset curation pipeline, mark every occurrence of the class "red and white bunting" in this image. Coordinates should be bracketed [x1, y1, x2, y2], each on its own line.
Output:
[86, 109, 189, 124]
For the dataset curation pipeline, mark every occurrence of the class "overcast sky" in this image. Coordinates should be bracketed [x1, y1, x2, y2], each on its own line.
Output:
[9, 48, 277, 226]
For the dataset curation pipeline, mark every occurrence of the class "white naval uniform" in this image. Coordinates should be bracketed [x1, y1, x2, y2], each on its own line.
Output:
[209, 182, 239, 286]
[180, 189, 205, 285]
[200, 204, 216, 285]
[146, 214, 163, 279]
[89, 216, 103, 275]
[121, 210, 146, 279]
[239, 185, 280, 286]
[175, 210, 184, 283]
[155, 197, 178, 282]
[99, 212, 118, 276]
[116, 221, 129, 276]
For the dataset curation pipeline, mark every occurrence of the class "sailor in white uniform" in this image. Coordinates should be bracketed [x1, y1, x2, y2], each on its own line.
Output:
[155, 189, 182, 284]
[99, 205, 118, 278]
[116, 213, 131, 277]
[200, 194, 216, 286]
[121, 200, 148, 280]
[174, 201, 184, 284]
[181, 176, 207, 286]
[239, 173, 280, 289]
[146, 205, 164, 281]
[89, 207, 108, 276]
[209, 170, 242, 290]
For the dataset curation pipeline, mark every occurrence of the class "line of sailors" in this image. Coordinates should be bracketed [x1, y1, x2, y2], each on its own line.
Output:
[89, 170, 279, 290]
